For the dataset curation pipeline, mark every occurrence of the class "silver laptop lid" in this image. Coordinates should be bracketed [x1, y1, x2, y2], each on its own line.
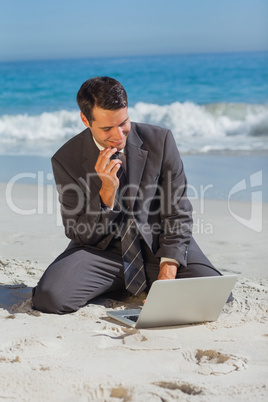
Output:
[135, 275, 237, 328]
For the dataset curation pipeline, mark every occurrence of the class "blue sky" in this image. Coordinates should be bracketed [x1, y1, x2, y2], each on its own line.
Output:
[1, 0, 267, 61]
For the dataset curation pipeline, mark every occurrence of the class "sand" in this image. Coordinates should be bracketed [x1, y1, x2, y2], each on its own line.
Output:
[0, 182, 267, 402]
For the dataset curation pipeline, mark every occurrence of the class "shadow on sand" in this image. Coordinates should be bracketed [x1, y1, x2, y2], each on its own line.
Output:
[0, 283, 33, 313]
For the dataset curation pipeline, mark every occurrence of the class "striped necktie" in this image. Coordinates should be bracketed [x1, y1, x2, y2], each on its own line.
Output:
[113, 152, 147, 296]
[120, 216, 147, 296]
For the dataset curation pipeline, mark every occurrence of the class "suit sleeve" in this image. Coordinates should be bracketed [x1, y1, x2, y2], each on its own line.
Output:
[52, 157, 122, 245]
[154, 130, 193, 266]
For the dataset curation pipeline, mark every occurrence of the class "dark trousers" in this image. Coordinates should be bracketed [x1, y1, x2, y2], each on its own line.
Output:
[32, 237, 227, 314]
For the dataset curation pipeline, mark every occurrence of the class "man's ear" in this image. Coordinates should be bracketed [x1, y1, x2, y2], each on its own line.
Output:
[80, 112, 90, 127]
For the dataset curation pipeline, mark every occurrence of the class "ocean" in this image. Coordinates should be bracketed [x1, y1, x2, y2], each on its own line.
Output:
[1, 52, 268, 201]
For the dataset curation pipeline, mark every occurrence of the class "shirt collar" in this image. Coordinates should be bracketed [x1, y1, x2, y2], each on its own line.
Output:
[92, 135, 105, 151]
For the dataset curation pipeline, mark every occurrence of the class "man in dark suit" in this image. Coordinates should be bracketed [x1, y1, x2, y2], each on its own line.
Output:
[32, 76, 226, 314]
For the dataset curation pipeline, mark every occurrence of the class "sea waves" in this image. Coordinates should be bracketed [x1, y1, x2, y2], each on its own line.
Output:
[1, 102, 268, 155]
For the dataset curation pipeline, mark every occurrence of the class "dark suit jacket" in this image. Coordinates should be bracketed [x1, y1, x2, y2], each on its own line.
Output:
[51, 122, 193, 267]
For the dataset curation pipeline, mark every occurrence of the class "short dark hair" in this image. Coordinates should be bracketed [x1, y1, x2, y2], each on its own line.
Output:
[76, 76, 128, 124]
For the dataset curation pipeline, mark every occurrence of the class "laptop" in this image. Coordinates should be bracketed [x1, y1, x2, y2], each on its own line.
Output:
[107, 275, 237, 328]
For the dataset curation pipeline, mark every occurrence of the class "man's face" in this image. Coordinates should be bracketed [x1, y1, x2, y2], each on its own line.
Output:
[81, 106, 131, 151]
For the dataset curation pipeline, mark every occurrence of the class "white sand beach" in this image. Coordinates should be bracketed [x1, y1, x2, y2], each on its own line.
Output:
[0, 182, 267, 401]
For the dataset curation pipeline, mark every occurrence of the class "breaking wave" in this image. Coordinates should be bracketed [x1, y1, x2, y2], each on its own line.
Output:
[0, 102, 267, 155]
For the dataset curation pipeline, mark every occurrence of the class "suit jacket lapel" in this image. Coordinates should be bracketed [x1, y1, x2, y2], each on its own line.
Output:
[126, 127, 148, 209]
[81, 128, 102, 190]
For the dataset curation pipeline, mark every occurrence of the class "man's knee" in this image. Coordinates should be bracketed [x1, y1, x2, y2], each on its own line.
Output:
[32, 283, 77, 315]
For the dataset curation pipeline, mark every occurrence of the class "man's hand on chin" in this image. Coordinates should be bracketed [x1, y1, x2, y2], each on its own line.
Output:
[158, 261, 178, 280]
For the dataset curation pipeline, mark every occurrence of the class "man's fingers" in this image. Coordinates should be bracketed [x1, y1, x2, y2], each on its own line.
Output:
[95, 148, 120, 173]
[104, 160, 122, 175]
[96, 160, 122, 191]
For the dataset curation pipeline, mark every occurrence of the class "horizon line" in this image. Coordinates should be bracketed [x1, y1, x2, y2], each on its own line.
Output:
[0, 49, 267, 64]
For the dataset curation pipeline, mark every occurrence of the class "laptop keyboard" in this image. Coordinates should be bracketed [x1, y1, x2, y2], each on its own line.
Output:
[124, 314, 139, 322]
